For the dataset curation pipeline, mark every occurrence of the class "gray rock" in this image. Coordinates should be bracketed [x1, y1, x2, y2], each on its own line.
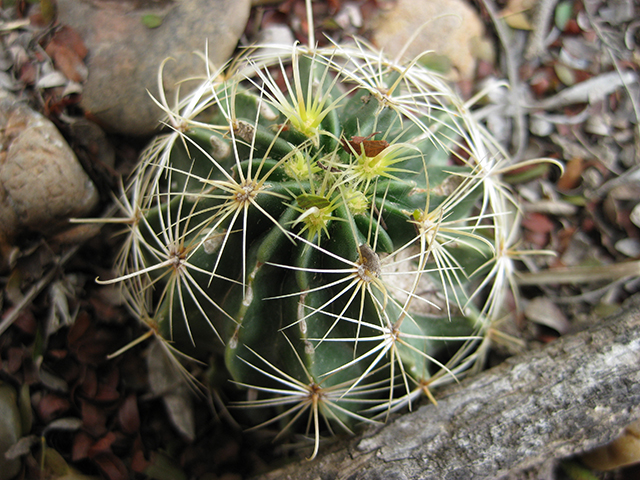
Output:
[57, 0, 251, 136]
[371, 0, 490, 80]
[0, 92, 99, 241]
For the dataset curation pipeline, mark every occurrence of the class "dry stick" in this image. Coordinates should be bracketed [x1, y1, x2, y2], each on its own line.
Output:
[254, 294, 640, 480]
[0, 244, 80, 336]
[583, 5, 640, 141]
[480, 0, 528, 162]
[525, 0, 559, 59]
[516, 260, 640, 286]
[0, 210, 112, 336]
[482, 0, 527, 162]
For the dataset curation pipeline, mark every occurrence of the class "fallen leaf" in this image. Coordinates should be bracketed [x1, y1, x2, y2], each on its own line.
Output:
[583, 418, 640, 470]
[45, 41, 88, 83]
[117, 394, 140, 435]
[68, 311, 119, 365]
[7, 347, 25, 374]
[51, 25, 88, 59]
[80, 399, 107, 438]
[131, 448, 151, 473]
[557, 157, 585, 190]
[142, 450, 188, 480]
[80, 367, 98, 398]
[36, 392, 71, 422]
[72, 431, 93, 461]
[94, 367, 120, 402]
[5, 434, 38, 459]
[18, 61, 37, 85]
[147, 341, 195, 441]
[44, 416, 83, 434]
[92, 452, 128, 480]
[522, 212, 555, 234]
[630, 203, 640, 228]
[36, 70, 68, 89]
[524, 297, 572, 334]
[88, 431, 116, 457]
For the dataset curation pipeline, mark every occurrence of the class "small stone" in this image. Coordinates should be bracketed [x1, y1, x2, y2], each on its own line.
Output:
[57, 0, 251, 136]
[0, 92, 99, 244]
[371, 0, 490, 80]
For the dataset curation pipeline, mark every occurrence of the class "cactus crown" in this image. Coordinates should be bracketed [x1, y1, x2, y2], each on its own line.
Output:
[102, 35, 545, 458]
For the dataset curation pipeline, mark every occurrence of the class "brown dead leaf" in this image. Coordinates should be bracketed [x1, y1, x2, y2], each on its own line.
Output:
[117, 394, 140, 435]
[45, 40, 88, 83]
[557, 157, 585, 191]
[52, 25, 88, 59]
[80, 398, 107, 437]
[522, 212, 555, 234]
[68, 311, 119, 365]
[44, 25, 89, 83]
[92, 452, 128, 480]
[18, 61, 37, 85]
[130, 448, 151, 473]
[94, 367, 120, 402]
[522, 212, 555, 249]
[6, 346, 25, 374]
[72, 430, 93, 461]
[88, 431, 116, 457]
[67, 310, 91, 345]
[583, 418, 640, 470]
[80, 367, 98, 398]
[36, 392, 71, 422]
[11, 307, 37, 336]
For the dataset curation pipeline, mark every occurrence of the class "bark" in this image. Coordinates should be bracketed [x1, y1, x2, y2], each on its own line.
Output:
[254, 294, 640, 480]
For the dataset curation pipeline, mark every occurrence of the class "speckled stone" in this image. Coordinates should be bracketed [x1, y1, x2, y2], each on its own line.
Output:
[0, 92, 98, 240]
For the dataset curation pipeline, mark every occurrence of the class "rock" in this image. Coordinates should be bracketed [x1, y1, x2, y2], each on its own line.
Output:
[0, 91, 99, 244]
[371, 0, 490, 80]
[57, 0, 251, 137]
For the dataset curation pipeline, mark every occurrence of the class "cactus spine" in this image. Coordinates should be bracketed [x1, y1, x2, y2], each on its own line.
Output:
[104, 40, 536, 457]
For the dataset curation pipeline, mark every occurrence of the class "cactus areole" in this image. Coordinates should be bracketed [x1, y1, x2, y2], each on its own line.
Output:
[106, 41, 532, 457]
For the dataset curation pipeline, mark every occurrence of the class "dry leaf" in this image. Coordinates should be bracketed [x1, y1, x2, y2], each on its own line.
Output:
[117, 394, 140, 435]
[524, 297, 572, 334]
[45, 27, 89, 83]
[146, 340, 196, 441]
[583, 418, 640, 470]
[557, 157, 585, 191]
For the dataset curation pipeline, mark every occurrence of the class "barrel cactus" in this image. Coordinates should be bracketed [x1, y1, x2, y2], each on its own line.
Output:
[103, 38, 540, 457]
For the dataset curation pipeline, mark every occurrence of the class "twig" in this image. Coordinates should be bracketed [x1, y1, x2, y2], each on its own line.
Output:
[515, 260, 640, 286]
[0, 245, 79, 336]
[583, 5, 640, 140]
[525, 0, 559, 59]
[480, 0, 528, 161]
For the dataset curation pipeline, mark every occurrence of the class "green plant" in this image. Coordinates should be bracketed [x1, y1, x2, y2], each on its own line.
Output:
[101, 36, 551, 458]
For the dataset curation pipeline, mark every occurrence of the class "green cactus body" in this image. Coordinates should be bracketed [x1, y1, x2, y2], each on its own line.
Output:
[107, 42, 529, 456]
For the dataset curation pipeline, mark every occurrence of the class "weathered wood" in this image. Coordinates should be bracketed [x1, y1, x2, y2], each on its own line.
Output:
[255, 294, 640, 480]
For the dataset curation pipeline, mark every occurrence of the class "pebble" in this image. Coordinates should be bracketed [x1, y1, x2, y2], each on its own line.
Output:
[0, 91, 99, 244]
[371, 0, 490, 80]
[57, 0, 251, 136]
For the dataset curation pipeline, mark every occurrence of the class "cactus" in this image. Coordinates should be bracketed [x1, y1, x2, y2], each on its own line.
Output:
[102, 38, 550, 458]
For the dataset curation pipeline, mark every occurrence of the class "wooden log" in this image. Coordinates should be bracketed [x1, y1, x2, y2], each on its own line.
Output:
[254, 294, 640, 479]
